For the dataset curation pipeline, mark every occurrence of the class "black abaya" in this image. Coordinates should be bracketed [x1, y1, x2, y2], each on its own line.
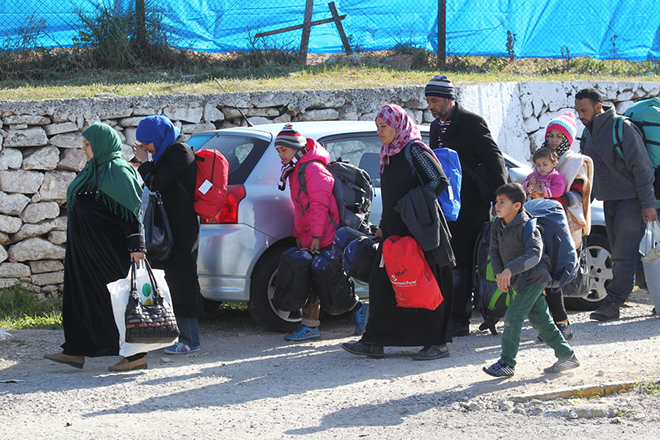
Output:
[61, 191, 143, 357]
[360, 146, 454, 347]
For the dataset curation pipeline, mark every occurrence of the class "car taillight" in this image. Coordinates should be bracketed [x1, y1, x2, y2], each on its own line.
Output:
[200, 185, 246, 224]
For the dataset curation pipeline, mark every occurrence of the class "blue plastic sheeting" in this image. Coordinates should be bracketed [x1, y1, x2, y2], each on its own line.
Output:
[1, 0, 659, 60]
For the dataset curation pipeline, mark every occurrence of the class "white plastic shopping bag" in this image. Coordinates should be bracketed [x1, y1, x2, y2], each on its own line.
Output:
[107, 260, 178, 356]
[641, 220, 660, 311]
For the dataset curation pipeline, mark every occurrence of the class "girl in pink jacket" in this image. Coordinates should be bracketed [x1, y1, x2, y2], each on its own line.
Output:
[276, 124, 368, 341]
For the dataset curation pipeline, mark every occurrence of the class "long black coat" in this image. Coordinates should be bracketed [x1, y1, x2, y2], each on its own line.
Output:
[430, 103, 508, 268]
[361, 146, 453, 347]
[139, 139, 203, 318]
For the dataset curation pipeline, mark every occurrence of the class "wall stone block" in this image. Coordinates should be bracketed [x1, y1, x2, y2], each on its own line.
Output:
[0, 262, 31, 278]
[29, 260, 64, 274]
[0, 148, 23, 170]
[3, 115, 50, 125]
[22, 146, 60, 170]
[48, 133, 84, 149]
[31, 271, 64, 286]
[57, 149, 87, 172]
[44, 122, 78, 136]
[38, 171, 76, 200]
[0, 169, 45, 194]
[0, 214, 22, 234]
[0, 192, 30, 216]
[4, 127, 48, 147]
[48, 231, 67, 245]
[8, 237, 65, 261]
[20, 201, 60, 224]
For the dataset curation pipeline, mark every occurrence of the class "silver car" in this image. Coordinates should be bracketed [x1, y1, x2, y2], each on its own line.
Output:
[188, 122, 612, 331]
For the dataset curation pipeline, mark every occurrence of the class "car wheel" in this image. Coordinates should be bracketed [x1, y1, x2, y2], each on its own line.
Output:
[248, 247, 301, 333]
[565, 233, 612, 311]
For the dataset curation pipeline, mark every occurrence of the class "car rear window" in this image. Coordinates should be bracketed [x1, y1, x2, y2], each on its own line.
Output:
[188, 133, 270, 185]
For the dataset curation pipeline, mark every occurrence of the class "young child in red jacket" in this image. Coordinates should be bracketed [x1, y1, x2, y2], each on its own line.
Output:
[275, 124, 368, 341]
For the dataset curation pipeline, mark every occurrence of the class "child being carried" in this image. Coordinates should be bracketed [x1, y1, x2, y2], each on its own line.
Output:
[522, 147, 566, 200]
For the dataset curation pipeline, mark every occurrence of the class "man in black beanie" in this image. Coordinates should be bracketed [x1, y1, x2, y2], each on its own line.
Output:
[425, 74, 508, 337]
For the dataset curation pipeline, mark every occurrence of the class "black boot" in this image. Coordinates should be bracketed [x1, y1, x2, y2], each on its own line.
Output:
[589, 298, 621, 321]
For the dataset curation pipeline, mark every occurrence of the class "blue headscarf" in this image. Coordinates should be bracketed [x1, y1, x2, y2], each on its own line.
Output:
[135, 115, 181, 164]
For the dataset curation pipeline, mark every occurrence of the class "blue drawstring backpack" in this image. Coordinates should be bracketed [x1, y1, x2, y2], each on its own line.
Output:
[404, 141, 462, 221]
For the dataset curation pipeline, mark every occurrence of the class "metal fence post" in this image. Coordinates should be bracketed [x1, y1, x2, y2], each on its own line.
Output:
[437, 0, 446, 67]
[136, 0, 146, 48]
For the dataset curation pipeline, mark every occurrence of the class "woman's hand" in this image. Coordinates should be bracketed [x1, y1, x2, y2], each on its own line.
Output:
[130, 252, 146, 262]
[132, 141, 150, 164]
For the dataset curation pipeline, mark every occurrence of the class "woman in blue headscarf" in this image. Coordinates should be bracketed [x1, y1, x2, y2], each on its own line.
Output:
[133, 115, 203, 354]
[45, 122, 148, 372]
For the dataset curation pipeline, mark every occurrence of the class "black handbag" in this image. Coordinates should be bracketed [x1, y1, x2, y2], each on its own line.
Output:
[125, 261, 180, 344]
[143, 191, 173, 261]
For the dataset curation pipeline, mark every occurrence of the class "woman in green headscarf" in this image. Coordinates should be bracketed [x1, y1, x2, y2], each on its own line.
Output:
[44, 123, 148, 372]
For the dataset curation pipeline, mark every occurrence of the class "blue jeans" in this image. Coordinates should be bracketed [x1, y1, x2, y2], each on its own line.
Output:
[604, 199, 646, 304]
[177, 317, 200, 347]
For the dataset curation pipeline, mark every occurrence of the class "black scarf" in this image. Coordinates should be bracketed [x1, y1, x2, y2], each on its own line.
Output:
[278, 146, 308, 191]
[542, 137, 571, 158]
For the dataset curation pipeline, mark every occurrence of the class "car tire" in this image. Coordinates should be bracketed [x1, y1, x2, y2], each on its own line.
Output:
[248, 246, 301, 333]
[565, 232, 612, 311]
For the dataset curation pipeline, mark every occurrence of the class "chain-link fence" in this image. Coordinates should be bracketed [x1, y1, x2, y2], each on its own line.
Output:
[2, 0, 658, 61]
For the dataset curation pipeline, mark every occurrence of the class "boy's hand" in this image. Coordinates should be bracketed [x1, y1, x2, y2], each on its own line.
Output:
[496, 268, 512, 292]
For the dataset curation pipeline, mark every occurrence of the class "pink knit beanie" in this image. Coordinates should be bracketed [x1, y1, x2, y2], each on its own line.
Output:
[545, 111, 577, 146]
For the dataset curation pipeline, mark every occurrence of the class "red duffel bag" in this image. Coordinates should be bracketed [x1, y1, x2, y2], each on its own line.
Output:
[382, 235, 443, 310]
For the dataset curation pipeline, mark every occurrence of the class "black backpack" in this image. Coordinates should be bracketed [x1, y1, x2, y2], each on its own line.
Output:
[332, 226, 368, 259]
[311, 250, 357, 315]
[472, 219, 509, 335]
[273, 248, 313, 312]
[342, 235, 378, 284]
[297, 158, 374, 233]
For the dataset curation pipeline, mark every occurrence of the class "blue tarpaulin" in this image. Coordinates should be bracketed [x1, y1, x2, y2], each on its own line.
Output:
[1, 0, 659, 60]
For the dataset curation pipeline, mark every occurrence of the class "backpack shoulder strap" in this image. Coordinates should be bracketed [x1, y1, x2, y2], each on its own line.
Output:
[296, 160, 321, 196]
[612, 115, 627, 160]
[522, 217, 537, 242]
[403, 140, 425, 185]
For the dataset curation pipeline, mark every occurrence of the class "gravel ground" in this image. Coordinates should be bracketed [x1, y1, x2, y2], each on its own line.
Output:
[1, 289, 659, 440]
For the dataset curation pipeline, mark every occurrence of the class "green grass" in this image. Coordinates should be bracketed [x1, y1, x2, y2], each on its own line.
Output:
[0, 50, 658, 101]
[0, 286, 62, 330]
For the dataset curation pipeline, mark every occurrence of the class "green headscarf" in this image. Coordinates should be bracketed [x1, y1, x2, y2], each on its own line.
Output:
[66, 122, 143, 221]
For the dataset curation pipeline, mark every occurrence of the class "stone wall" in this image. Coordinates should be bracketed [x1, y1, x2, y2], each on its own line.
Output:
[1, 81, 658, 295]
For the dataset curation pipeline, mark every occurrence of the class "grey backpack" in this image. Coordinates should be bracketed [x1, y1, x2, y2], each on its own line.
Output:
[297, 158, 374, 233]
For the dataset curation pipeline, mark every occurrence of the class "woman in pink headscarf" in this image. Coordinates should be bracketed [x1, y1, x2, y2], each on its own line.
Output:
[342, 104, 456, 361]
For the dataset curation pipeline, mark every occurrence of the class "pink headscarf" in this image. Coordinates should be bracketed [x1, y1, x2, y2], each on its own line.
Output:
[376, 104, 436, 174]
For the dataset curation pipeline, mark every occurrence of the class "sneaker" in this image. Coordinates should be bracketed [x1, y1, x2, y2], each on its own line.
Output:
[590, 299, 621, 321]
[284, 325, 321, 341]
[164, 342, 202, 354]
[544, 355, 580, 374]
[351, 301, 369, 335]
[557, 323, 573, 340]
[483, 359, 515, 378]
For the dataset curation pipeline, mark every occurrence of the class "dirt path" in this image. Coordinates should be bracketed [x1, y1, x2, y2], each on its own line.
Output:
[1, 290, 659, 439]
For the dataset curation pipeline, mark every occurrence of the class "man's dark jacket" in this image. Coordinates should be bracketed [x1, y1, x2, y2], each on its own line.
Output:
[429, 102, 508, 268]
